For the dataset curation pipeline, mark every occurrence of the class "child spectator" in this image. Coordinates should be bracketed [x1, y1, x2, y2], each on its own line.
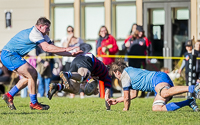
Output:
[178, 40, 193, 86]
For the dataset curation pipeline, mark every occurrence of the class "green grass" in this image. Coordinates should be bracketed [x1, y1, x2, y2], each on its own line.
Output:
[0, 96, 200, 125]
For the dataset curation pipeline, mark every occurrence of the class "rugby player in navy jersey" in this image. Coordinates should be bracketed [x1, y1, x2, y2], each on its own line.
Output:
[48, 53, 112, 110]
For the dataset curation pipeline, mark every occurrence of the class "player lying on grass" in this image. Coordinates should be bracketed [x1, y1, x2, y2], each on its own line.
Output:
[1, 17, 82, 110]
[107, 59, 200, 112]
[48, 53, 112, 110]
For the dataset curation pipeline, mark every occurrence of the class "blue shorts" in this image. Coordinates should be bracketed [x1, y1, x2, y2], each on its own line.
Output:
[152, 72, 174, 96]
[1, 50, 27, 71]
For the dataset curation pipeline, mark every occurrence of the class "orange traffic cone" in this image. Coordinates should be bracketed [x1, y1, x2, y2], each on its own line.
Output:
[99, 80, 105, 98]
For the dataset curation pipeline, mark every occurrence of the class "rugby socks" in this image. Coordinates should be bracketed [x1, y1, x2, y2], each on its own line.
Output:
[57, 83, 65, 91]
[166, 99, 193, 111]
[65, 72, 72, 79]
[188, 85, 195, 93]
[29, 94, 38, 104]
[8, 85, 20, 97]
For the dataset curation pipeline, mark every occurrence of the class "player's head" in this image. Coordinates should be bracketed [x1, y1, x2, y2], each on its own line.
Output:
[36, 17, 51, 35]
[84, 79, 99, 96]
[110, 59, 127, 79]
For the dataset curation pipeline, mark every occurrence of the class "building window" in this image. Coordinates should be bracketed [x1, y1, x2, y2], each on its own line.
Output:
[54, 0, 74, 3]
[84, 0, 105, 2]
[81, 1, 105, 54]
[54, 7, 74, 41]
[50, 2, 74, 45]
[112, 0, 136, 50]
[85, 6, 105, 40]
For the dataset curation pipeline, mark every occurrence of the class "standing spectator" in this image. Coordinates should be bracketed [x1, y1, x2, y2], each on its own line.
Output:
[124, 23, 137, 44]
[60, 26, 84, 98]
[36, 46, 52, 97]
[125, 25, 152, 98]
[122, 24, 137, 62]
[178, 40, 193, 86]
[96, 26, 119, 65]
[126, 25, 152, 68]
[96, 26, 118, 97]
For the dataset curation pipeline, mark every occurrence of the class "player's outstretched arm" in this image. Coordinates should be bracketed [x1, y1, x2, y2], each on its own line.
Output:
[39, 42, 83, 56]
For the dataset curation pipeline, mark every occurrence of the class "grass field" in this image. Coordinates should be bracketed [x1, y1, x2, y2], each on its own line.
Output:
[0, 96, 200, 125]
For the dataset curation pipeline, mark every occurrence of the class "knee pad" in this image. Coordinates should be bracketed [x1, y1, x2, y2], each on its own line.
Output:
[158, 86, 170, 96]
[152, 100, 165, 106]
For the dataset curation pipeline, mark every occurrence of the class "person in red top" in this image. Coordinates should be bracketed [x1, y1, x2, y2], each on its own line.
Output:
[124, 23, 137, 44]
[96, 26, 119, 65]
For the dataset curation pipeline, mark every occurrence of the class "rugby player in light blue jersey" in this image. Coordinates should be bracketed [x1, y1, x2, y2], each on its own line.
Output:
[107, 59, 200, 112]
[1, 17, 82, 110]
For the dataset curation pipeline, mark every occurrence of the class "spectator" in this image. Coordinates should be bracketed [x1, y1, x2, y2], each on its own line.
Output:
[60, 25, 85, 98]
[96, 26, 118, 98]
[126, 25, 152, 68]
[96, 26, 119, 65]
[36, 46, 52, 97]
[125, 25, 152, 98]
[124, 23, 137, 44]
[122, 24, 137, 62]
[178, 40, 193, 86]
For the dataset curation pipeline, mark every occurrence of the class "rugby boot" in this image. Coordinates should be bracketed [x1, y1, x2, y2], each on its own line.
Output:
[47, 83, 58, 100]
[189, 99, 199, 112]
[30, 102, 50, 110]
[2, 93, 16, 110]
[59, 71, 70, 85]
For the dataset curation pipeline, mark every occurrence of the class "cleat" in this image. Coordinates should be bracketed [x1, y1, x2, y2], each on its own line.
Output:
[59, 71, 70, 85]
[47, 83, 58, 100]
[194, 83, 200, 99]
[2, 93, 16, 110]
[189, 99, 199, 112]
[30, 102, 50, 110]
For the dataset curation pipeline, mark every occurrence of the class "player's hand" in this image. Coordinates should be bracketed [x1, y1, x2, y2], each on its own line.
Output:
[123, 108, 128, 111]
[71, 50, 83, 57]
[106, 98, 118, 106]
[65, 46, 78, 52]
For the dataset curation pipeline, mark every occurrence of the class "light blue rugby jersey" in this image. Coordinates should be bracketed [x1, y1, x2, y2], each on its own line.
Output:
[121, 67, 156, 92]
[3, 26, 51, 57]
